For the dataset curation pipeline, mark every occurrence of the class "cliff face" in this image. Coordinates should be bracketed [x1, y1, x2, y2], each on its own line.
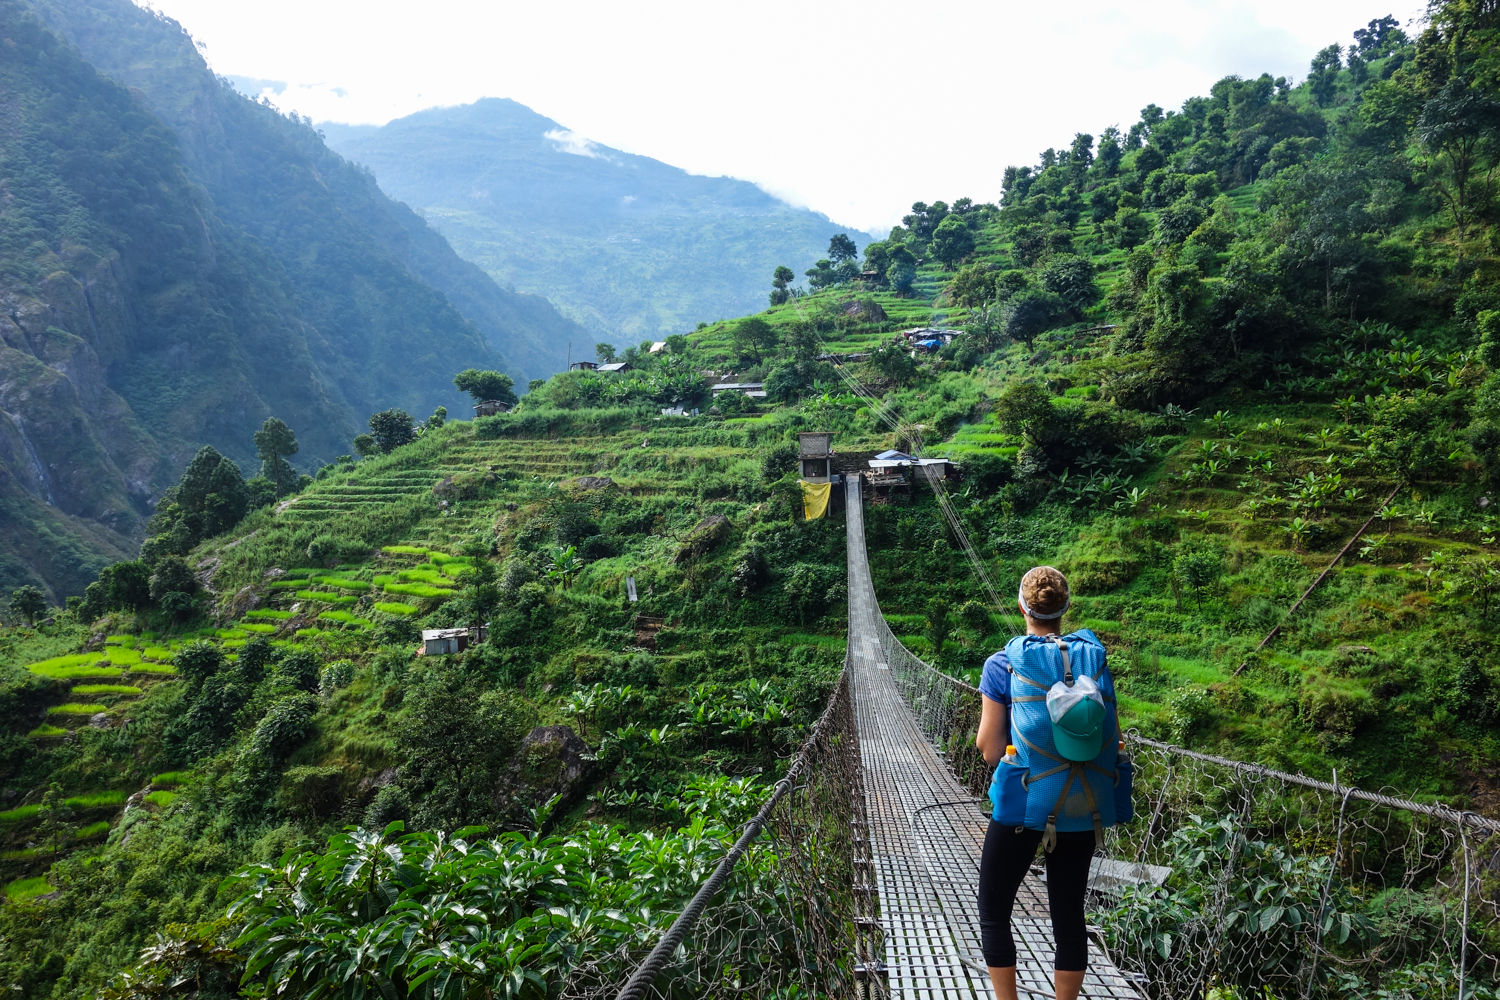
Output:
[0, 0, 582, 601]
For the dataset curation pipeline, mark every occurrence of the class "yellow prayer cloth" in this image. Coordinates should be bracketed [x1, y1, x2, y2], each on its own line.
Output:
[800, 480, 831, 520]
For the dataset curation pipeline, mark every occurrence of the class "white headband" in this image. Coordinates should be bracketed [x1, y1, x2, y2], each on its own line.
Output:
[1018, 587, 1069, 620]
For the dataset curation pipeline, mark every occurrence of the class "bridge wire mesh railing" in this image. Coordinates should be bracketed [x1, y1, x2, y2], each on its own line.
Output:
[588, 666, 879, 1000]
[875, 610, 1500, 999]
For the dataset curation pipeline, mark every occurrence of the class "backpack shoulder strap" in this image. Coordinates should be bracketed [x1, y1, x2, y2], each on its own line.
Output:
[1050, 634, 1073, 684]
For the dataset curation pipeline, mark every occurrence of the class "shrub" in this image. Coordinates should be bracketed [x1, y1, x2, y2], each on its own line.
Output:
[319, 661, 356, 695]
[173, 642, 223, 687]
[246, 694, 318, 763]
[275, 650, 320, 693]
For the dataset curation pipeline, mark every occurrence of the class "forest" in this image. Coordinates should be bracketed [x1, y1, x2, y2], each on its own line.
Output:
[1, 3, 1500, 998]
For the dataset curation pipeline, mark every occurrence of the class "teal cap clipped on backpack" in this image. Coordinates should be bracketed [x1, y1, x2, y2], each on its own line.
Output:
[1046, 672, 1106, 761]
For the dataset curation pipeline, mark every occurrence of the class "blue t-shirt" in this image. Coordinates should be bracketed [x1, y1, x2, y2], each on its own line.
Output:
[979, 649, 1011, 706]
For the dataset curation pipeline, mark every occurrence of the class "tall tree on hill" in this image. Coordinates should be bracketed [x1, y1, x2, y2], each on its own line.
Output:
[1416, 81, 1500, 239]
[253, 418, 299, 498]
[9, 586, 45, 626]
[369, 409, 417, 454]
[453, 369, 518, 407]
[828, 234, 859, 282]
[770, 266, 795, 306]
[1309, 44, 1343, 107]
[145, 446, 251, 558]
[595, 343, 618, 363]
[886, 245, 918, 296]
[931, 215, 975, 269]
[732, 318, 778, 364]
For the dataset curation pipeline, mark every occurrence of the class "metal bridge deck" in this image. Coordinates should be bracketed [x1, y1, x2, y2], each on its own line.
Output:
[844, 477, 1141, 1000]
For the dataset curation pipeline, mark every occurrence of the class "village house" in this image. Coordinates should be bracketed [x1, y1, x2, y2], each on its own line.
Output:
[569, 361, 599, 372]
[421, 625, 488, 656]
[472, 400, 511, 417]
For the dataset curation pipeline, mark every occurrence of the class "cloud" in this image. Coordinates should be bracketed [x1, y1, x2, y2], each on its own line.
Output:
[544, 129, 605, 159]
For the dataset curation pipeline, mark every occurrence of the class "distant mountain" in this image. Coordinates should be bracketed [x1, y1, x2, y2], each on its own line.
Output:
[0, 0, 584, 601]
[321, 99, 876, 342]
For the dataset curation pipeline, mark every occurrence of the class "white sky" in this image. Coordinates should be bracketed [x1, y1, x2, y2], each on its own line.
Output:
[145, 0, 1426, 234]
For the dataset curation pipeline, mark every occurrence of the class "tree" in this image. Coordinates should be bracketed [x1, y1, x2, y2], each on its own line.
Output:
[1416, 81, 1500, 239]
[101, 561, 152, 612]
[152, 446, 251, 547]
[665, 334, 688, 355]
[770, 265, 795, 306]
[1352, 15, 1404, 56]
[1174, 545, 1224, 611]
[885, 245, 918, 296]
[595, 343, 617, 363]
[930, 215, 975, 269]
[805, 259, 837, 289]
[827, 234, 858, 265]
[426, 407, 447, 430]
[36, 783, 73, 857]
[9, 585, 45, 625]
[871, 342, 918, 386]
[352, 434, 378, 458]
[949, 263, 997, 309]
[994, 381, 1056, 440]
[923, 597, 952, 657]
[732, 318, 778, 363]
[1000, 289, 1064, 351]
[149, 555, 198, 614]
[1309, 44, 1342, 107]
[1068, 132, 1094, 178]
[546, 546, 583, 589]
[458, 535, 499, 642]
[452, 369, 517, 406]
[368, 409, 417, 454]
[1096, 126, 1123, 176]
[1039, 255, 1102, 314]
[253, 417, 299, 498]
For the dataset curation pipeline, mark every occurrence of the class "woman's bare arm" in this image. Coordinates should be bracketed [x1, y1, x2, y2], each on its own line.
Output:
[976, 694, 1009, 767]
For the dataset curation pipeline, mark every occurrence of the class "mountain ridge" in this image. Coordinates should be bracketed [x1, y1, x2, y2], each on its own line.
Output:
[320, 97, 876, 340]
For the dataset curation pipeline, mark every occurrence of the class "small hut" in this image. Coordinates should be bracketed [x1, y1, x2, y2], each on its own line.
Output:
[472, 399, 511, 417]
[798, 432, 833, 483]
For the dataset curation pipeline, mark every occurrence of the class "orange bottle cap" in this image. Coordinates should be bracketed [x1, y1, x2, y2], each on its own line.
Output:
[1005, 745, 1018, 756]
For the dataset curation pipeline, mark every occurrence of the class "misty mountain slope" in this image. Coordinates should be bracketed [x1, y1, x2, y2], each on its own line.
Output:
[24, 0, 585, 386]
[0, 0, 371, 598]
[321, 99, 875, 341]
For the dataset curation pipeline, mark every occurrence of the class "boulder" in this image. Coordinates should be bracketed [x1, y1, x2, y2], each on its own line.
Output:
[573, 476, 614, 491]
[674, 514, 731, 565]
[224, 586, 261, 620]
[492, 725, 595, 818]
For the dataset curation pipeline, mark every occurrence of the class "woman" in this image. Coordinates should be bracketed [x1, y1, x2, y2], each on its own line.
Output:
[973, 566, 1098, 1000]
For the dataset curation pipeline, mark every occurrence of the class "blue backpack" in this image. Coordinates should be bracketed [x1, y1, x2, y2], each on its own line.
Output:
[987, 629, 1131, 850]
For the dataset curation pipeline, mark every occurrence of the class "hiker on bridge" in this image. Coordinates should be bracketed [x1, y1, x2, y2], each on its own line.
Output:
[974, 566, 1127, 1000]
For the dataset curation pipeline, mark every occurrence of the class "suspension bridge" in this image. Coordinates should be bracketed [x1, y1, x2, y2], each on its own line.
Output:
[845, 477, 1145, 998]
[609, 477, 1500, 1000]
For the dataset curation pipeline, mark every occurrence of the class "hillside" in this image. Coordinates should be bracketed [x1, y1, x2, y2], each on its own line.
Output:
[0, 0, 589, 603]
[320, 98, 877, 340]
[2, 5, 1500, 998]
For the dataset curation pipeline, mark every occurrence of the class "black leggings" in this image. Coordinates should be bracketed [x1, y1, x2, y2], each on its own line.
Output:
[977, 822, 1093, 971]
